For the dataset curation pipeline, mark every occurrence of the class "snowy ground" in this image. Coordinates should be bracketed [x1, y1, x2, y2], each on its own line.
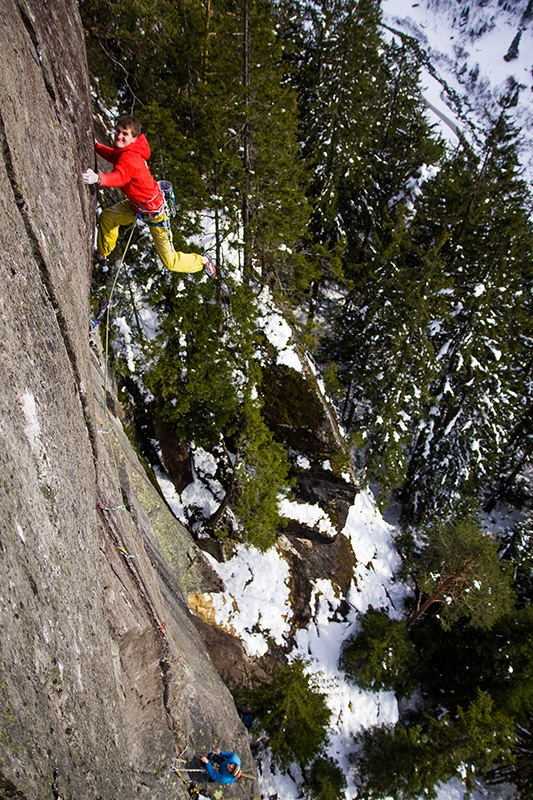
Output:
[382, 0, 533, 185]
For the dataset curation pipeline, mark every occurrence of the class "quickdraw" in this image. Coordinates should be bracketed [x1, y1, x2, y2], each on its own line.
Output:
[90, 300, 112, 329]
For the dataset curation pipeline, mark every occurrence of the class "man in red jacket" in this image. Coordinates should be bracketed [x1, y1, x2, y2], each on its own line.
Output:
[83, 115, 215, 277]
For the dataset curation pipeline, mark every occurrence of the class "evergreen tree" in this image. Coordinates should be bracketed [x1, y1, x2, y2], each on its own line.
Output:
[325, 105, 533, 518]
[295, 0, 444, 331]
[500, 516, 533, 603]
[417, 606, 533, 723]
[339, 36, 444, 281]
[354, 691, 515, 800]
[253, 658, 332, 767]
[297, 0, 385, 286]
[329, 208, 441, 504]
[401, 113, 533, 521]
[197, 0, 312, 285]
[305, 23, 445, 501]
[140, 276, 244, 446]
[405, 517, 514, 630]
[306, 755, 347, 800]
[233, 397, 291, 551]
[82, 0, 311, 549]
[489, 723, 533, 800]
[339, 608, 418, 696]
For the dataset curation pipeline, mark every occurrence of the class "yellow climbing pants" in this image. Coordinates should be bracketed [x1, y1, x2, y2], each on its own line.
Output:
[97, 199, 203, 274]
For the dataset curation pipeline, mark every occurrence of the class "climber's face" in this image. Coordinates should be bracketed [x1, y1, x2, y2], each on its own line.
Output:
[114, 125, 137, 148]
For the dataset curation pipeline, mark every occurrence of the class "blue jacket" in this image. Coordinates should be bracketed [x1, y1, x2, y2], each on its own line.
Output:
[205, 751, 241, 784]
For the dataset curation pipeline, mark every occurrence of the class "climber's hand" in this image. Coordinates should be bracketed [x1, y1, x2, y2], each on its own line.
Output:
[83, 168, 100, 185]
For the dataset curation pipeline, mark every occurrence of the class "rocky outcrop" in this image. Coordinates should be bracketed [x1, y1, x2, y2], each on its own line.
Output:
[0, 1, 257, 797]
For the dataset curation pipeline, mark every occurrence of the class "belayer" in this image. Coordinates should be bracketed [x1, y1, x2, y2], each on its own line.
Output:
[82, 114, 215, 278]
[201, 749, 243, 784]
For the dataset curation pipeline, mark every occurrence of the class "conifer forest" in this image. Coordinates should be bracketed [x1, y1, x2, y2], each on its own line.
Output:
[80, 0, 533, 797]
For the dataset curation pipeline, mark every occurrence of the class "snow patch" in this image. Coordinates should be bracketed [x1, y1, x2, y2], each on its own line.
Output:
[205, 544, 292, 657]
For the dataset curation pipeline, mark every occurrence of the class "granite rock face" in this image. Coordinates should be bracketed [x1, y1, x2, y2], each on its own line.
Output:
[0, 1, 256, 797]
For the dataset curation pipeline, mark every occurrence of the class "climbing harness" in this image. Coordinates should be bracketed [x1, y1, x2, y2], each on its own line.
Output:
[142, 207, 173, 242]
[135, 180, 176, 247]
[132, 184, 166, 217]
[139, 209, 171, 239]
[172, 771, 201, 798]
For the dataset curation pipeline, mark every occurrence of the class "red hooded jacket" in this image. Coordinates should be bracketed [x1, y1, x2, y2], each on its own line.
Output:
[95, 134, 164, 215]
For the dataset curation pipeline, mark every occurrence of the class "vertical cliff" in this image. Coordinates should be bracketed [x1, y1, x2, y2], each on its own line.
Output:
[0, 1, 256, 798]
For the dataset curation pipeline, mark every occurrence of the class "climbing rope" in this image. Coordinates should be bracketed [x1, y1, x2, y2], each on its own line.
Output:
[94, 231, 135, 520]
[102, 223, 136, 420]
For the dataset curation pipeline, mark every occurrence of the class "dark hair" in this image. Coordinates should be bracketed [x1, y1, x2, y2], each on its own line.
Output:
[116, 114, 142, 138]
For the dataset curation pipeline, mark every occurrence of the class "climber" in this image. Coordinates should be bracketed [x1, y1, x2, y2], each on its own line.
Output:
[82, 114, 215, 277]
[200, 749, 243, 784]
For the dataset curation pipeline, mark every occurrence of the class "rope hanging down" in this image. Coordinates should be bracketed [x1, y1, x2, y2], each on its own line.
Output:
[102, 223, 136, 418]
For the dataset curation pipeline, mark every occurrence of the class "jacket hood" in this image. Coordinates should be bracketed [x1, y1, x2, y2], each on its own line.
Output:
[123, 133, 151, 160]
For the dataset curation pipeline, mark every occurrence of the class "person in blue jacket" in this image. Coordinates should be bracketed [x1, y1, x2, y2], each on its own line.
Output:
[201, 749, 243, 784]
